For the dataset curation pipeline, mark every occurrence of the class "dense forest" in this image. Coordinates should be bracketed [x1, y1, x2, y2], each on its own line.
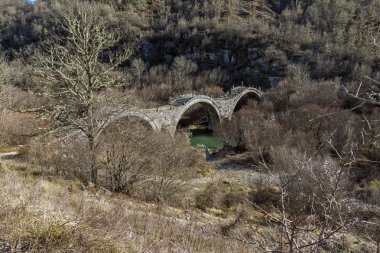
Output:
[0, 0, 379, 252]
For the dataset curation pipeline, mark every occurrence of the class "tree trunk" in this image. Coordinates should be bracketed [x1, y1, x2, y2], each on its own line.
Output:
[88, 136, 97, 184]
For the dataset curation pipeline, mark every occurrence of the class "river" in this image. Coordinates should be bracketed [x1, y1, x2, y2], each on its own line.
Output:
[189, 129, 223, 151]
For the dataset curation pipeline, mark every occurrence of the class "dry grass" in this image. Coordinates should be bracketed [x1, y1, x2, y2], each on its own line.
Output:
[0, 160, 262, 253]
[0, 150, 377, 253]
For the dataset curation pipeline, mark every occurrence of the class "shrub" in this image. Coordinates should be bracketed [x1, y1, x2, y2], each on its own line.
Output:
[197, 85, 225, 98]
[0, 110, 39, 148]
[248, 172, 279, 207]
[29, 118, 203, 206]
[369, 179, 380, 205]
[197, 165, 215, 177]
[195, 180, 251, 211]
[23, 219, 74, 250]
[250, 187, 279, 207]
[222, 192, 245, 208]
[288, 79, 341, 108]
[215, 106, 280, 151]
[27, 136, 92, 181]
[264, 45, 288, 65]
[214, 116, 243, 149]
[133, 132, 201, 205]
[195, 190, 215, 210]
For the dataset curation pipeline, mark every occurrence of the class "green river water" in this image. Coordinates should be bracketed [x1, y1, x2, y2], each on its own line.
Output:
[189, 130, 223, 151]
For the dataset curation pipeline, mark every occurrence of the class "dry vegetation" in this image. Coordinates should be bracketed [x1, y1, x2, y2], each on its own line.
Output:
[26, 120, 204, 206]
[0, 0, 379, 252]
[0, 153, 378, 253]
[0, 160, 284, 253]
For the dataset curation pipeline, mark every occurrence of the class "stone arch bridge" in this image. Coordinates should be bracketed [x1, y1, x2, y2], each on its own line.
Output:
[104, 87, 262, 136]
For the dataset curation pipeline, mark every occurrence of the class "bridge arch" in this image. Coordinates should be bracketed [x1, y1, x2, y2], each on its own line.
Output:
[227, 88, 262, 119]
[171, 97, 222, 136]
[100, 111, 159, 137]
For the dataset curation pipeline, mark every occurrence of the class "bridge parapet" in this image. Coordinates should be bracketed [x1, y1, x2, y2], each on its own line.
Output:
[169, 95, 194, 106]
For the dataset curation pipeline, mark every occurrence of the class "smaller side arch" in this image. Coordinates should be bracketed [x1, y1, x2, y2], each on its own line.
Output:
[99, 110, 159, 137]
[227, 88, 262, 120]
[170, 97, 222, 136]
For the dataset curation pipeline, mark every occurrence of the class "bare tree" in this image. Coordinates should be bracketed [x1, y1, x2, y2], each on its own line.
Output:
[100, 120, 152, 194]
[247, 147, 357, 252]
[343, 40, 380, 106]
[34, 1, 134, 184]
[0, 52, 10, 106]
[141, 132, 199, 204]
[343, 76, 380, 107]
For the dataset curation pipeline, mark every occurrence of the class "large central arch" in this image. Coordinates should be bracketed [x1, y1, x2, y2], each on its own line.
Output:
[171, 97, 222, 136]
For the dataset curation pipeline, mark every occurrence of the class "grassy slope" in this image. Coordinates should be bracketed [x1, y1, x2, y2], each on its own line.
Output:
[0, 159, 260, 253]
[0, 154, 376, 252]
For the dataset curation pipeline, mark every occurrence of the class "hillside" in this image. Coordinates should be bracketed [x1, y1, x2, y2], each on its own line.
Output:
[0, 0, 379, 252]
